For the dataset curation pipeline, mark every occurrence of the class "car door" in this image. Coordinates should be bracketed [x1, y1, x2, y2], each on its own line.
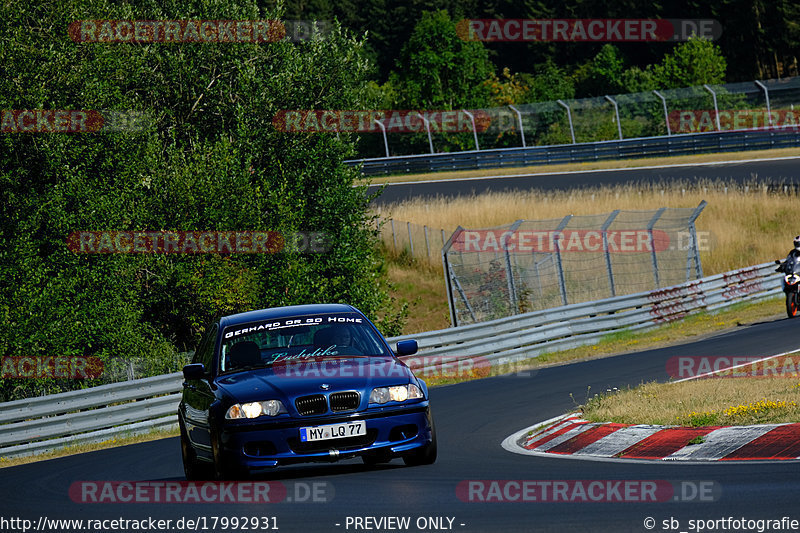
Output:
[181, 323, 219, 460]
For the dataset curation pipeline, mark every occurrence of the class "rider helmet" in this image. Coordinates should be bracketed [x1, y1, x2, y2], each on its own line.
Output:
[795, 236, 800, 251]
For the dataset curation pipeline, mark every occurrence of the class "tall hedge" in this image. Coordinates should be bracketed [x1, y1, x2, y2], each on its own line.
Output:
[0, 0, 402, 401]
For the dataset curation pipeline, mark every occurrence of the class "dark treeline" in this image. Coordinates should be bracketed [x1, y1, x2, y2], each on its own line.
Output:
[270, 0, 799, 92]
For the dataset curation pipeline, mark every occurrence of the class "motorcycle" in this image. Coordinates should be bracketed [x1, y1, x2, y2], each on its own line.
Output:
[776, 255, 800, 318]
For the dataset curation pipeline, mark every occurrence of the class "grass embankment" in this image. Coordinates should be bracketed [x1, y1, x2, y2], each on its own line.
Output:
[581, 373, 800, 428]
[380, 179, 797, 334]
[360, 147, 800, 185]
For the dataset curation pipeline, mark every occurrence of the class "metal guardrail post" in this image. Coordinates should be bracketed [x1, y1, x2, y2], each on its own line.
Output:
[703, 84, 721, 131]
[415, 113, 435, 154]
[557, 100, 576, 144]
[604, 96, 623, 140]
[653, 90, 671, 136]
[503, 221, 523, 315]
[647, 208, 666, 288]
[688, 200, 707, 278]
[554, 215, 573, 305]
[602, 210, 621, 296]
[754, 80, 772, 126]
[508, 105, 526, 147]
[373, 119, 389, 157]
[462, 110, 480, 151]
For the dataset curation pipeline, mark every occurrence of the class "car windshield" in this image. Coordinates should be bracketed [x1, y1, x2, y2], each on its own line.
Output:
[219, 312, 393, 373]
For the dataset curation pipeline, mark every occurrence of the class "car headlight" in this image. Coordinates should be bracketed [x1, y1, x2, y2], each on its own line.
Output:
[369, 384, 424, 404]
[225, 400, 286, 419]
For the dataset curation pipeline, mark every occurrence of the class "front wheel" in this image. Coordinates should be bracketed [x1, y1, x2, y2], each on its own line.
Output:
[788, 292, 799, 319]
[180, 420, 213, 480]
[211, 430, 248, 480]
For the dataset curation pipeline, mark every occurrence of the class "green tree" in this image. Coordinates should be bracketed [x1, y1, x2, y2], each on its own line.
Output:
[651, 36, 727, 89]
[389, 10, 494, 109]
[574, 45, 626, 97]
[0, 0, 403, 401]
[520, 61, 575, 104]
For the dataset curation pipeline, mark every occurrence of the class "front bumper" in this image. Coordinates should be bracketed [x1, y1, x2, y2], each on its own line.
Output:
[218, 404, 432, 471]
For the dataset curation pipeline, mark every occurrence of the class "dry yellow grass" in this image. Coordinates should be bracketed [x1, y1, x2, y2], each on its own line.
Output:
[376, 180, 795, 275]
[581, 376, 800, 426]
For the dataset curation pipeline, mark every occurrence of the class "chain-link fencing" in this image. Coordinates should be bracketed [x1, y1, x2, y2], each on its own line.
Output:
[442, 203, 706, 326]
[355, 76, 800, 158]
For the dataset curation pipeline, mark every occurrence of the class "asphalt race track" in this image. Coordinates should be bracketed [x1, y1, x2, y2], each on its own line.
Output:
[4, 314, 800, 533]
[367, 157, 800, 205]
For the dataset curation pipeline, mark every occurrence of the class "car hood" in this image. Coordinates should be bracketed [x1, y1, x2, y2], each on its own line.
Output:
[215, 355, 416, 405]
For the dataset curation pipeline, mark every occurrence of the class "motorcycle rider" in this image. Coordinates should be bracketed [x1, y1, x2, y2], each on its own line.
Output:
[778, 236, 800, 317]
[776, 236, 800, 274]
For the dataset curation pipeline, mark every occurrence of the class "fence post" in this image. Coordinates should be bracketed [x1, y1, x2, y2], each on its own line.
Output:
[374, 119, 389, 157]
[687, 200, 707, 279]
[462, 110, 480, 151]
[407, 221, 414, 257]
[508, 105, 526, 147]
[554, 215, 572, 305]
[442, 228, 458, 327]
[754, 80, 772, 126]
[604, 95, 623, 140]
[424, 225, 431, 258]
[653, 90, 671, 136]
[503, 220, 523, 315]
[442, 227, 474, 326]
[415, 113, 435, 154]
[557, 100, 576, 144]
[647, 208, 666, 288]
[390, 219, 397, 252]
[703, 84, 721, 131]
[601, 210, 621, 297]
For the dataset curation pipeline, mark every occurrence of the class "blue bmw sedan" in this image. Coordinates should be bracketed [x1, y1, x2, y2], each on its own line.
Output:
[178, 304, 436, 479]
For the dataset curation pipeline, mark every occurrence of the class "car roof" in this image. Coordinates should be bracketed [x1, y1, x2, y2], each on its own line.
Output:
[219, 303, 359, 328]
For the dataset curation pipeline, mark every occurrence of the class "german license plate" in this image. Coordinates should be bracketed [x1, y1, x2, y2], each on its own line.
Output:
[299, 421, 366, 442]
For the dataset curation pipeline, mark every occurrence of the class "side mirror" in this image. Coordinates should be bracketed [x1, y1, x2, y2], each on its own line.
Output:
[183, 363, 206, 380]
[396, 340, 418, 356]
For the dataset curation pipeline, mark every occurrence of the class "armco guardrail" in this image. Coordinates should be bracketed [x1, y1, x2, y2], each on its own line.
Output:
[0, 373, 184, 459]
[0, 262, 782, 459]
[347, 129, 800, 176]
[395, 261, 781, 376]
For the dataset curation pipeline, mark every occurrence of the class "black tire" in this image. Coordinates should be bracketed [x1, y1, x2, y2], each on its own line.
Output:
[402, 415, 437, 467]
[362, 453, 391, 466]
[211, 430, 248, 480]
[180, 421, 213, 481]
[787, 292, 798, 319]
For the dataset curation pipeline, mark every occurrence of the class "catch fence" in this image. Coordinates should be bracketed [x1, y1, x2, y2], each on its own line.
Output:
[443, 203, 706, 326]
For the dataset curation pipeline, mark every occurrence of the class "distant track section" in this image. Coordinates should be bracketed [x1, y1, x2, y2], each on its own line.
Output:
[348, 128, 800, 176]
[367, 156, 800, 204]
